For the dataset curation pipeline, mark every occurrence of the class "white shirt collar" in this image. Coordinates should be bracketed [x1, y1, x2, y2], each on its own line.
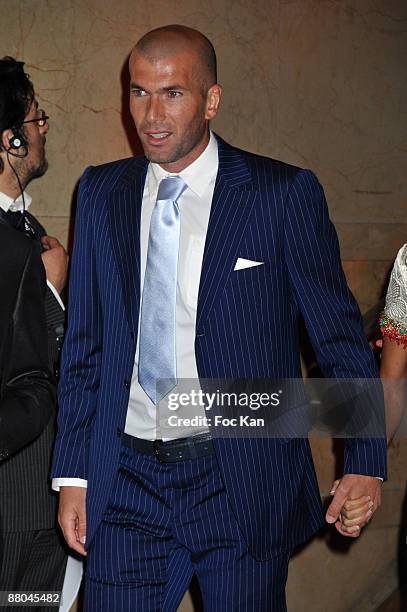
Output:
[148, 131, 218, 198]
[0, 190, 32, 213]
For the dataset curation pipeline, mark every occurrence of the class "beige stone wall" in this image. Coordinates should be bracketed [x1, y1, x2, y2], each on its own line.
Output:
[1, 1, 406, 610]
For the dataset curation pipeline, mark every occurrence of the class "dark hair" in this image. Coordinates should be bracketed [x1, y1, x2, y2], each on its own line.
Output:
[0, 57, 34, 134]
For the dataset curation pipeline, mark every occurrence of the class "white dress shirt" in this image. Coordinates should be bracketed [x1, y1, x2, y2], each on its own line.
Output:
[125, 131, 218, 440]
[0, 190, 65, 311]
[52, 132, 218, 490]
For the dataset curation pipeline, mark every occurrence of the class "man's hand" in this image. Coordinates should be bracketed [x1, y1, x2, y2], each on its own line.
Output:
[58, 486, 87, 556]
[41, 235, 69, 294]
[326, 474, 381, 538]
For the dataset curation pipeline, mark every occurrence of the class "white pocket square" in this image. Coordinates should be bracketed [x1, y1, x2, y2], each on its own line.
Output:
[233, 257, 264, 271]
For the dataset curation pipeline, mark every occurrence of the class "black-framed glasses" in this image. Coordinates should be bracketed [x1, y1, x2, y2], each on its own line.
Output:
[22, 109, 49, 127]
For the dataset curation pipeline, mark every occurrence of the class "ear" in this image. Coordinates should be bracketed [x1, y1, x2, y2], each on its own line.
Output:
[1, 128, 14, 151]
[205, 84, 222, 121]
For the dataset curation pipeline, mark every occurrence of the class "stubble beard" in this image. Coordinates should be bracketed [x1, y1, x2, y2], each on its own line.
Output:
[140, 117, 208, 168]
[30, 156, 48, 180]
[25, 149, 48, 183]
[144, 140, 190, 166]
[12, 156, 48, 192]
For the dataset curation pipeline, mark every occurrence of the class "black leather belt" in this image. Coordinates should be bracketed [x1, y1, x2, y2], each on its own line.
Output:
[121, 432, 214, 463]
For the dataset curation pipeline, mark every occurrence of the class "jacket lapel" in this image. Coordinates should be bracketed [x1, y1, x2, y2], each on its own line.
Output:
[107, 157, 148, 340]
[196, 137, 258, 333]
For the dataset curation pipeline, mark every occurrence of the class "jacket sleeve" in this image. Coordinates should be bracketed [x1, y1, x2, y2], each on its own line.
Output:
[283, 169, 387, 479]
[51, 166, 101, 480]
[0, 241, 55, 461]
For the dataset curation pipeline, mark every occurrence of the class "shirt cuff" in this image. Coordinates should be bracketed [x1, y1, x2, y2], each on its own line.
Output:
[46, 280, 65, 311]
[376, 477, 384, 482]
[52, 477, 88, 491]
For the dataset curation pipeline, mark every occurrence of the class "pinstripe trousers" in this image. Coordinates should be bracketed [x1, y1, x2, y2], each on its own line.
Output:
[85, 445, 290, 611]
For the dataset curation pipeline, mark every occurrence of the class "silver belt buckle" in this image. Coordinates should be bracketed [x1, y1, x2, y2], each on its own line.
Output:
[153, 439, 162, 461]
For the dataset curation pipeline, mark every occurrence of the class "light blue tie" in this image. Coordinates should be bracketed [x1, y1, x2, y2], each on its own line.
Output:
[139, 176, 187, 404]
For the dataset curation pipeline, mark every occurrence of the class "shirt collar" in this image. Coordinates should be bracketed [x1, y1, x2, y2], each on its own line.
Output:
[148, 131, 218, 198]
[0, 190, 32, 213]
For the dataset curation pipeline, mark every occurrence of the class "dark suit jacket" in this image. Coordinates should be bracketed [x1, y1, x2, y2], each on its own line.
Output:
[0, 222, 55, 459]
[52, 135, 387, 560]
[0, 215, 64, 533]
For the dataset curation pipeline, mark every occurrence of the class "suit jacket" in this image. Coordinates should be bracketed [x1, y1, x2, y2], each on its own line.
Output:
[52, 136, 387, 560]
[0, 222, 55, 459]
[0, 215, 64, 533]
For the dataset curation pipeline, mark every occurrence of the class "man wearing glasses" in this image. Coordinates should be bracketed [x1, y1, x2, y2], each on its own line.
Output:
[0, 57, 68, 601]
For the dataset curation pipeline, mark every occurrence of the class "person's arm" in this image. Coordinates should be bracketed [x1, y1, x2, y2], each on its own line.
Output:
[283, 169, 386, 536]
[0, 241, 55, 459]
[379, 244, 407, 442]
[381, 338, 407, 442]
[50, 167, 99, 554]
[329, 246, 407, 530]
[333, 333, 407, 533]
[51, 167, 101, 481]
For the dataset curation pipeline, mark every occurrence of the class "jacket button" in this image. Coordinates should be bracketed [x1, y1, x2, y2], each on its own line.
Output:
[117, 427, 121, 437]
[124, 379, 130, 390]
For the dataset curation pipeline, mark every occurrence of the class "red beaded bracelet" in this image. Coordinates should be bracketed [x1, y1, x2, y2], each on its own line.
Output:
[379, 312, 407, 348]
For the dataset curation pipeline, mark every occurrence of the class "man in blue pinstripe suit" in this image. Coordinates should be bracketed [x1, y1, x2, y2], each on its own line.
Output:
[52, 25, 386, 611]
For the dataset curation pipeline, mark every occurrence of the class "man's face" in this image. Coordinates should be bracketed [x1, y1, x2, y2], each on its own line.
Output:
[129, 49, 220, 172]
[22, 100, 49, 181]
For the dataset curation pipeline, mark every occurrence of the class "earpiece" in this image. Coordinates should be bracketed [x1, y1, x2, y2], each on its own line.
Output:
[5, 128, 28, 158]
[8, 129, 27, 150]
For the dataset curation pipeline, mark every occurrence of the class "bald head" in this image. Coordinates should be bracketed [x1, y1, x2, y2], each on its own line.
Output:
[132, 25, 217, 91]
[128, 25, 222, 172]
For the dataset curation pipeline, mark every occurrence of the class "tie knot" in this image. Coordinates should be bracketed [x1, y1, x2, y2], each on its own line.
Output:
[157, 176, 187, 203]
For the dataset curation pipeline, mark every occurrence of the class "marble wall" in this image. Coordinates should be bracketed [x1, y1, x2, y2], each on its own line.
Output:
[1, 1, 406, 610]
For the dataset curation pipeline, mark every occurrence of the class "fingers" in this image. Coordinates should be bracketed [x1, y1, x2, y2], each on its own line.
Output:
[330, 479, 340, 495]
[341, 506, 373, 527]
[58, 487, 87, 556]
[342, 496, 371, 512]
[77, 514, 87, 546]
[338, 506, 373, 536]
[327, 474, 382, 536]
[41, 235, 61, 249]
[337, 492, 376, 535]
[341, 497, 372, 523]
[40, 238, 69, 293]
[58, 511, 87, 556]
[327, 476, 382, 537]
[326, 481, 348, 524]
[335, 521, 361, 538]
